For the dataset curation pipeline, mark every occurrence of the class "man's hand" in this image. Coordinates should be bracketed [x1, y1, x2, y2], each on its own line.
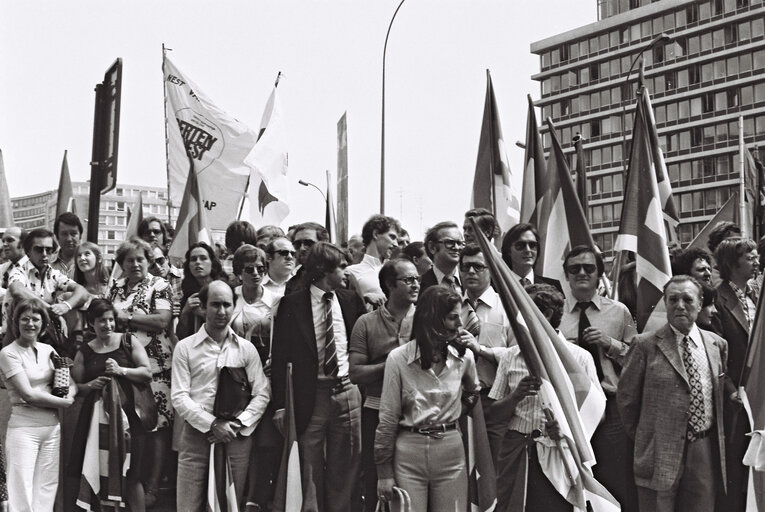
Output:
[509, 375, 541, 403]
[207, 419, 239, 444]
[455, 330, 480, 353]
[364, 292, 386, 309]
[49, 302, 70, 316]
[546, 419, 563, 441]
[581, 327, 610, 349]
[272, 409, 286, 437]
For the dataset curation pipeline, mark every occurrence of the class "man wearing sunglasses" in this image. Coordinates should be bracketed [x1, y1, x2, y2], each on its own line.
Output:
[284, 222, 330, 296]
[346, 215, 399, 310]
[500, 223, 563, 294]
[263, 236, 297, 299]
[559, 245, 638, 512]
[420, 221, 464, 294]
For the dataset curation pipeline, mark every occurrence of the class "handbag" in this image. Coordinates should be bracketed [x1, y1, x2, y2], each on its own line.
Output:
[120, 333, 159, 432]
[213, 367, 251, 420]
[374, 487, 411, 512]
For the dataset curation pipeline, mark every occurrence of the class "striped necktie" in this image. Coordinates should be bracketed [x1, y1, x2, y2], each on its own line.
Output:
[323, 292, 338, 377]
[463, 298, 481, 337]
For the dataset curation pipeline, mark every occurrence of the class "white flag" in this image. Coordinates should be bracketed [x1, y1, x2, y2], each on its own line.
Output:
[164, 56, 255, 231]
[244, 86, 290, 227]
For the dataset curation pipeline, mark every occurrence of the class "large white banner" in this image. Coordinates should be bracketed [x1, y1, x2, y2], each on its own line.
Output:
[164, 57, 255, 230]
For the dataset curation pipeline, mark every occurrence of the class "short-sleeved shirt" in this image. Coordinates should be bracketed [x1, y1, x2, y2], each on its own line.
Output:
[0, 341, 59, 427]
[8, 260, 74, 305]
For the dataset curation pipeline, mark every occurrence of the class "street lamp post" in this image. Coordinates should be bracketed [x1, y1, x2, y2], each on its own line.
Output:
[381, 0, 406, 215]
[298, 179, 327, 203]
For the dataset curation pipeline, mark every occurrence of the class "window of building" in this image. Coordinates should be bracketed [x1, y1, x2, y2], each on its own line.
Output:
[676, 8, 688, 27]
[107, 231, 115, 240]
[591, 92, 601, 109]
[667, 102, 678, 122]
[641, 20, 652, 39]
[753, 18, 764, 37]
[591, 120, 601, 137]
[740, 52, 753, 73]
[701, 62, 714, 82]
[756, 83, 765, 103]
[691, 126, 703, 147]
[714, 60, 726, 79]
[579, 39, 589, 57]
[699, 1, 712, 20]
[754, 49, 765, 72]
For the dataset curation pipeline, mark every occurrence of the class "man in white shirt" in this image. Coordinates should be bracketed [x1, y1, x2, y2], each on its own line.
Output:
[172, 280, 270, 511]
[346, 215, 399, 308]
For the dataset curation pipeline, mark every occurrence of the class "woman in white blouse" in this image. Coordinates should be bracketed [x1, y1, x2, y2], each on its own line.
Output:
[0, 299, 76, 511]
[375, 285, 479, 511]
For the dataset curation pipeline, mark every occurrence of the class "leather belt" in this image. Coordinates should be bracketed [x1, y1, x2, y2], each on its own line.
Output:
[407, 423, 457, 439]
[688, 428, 711, 442]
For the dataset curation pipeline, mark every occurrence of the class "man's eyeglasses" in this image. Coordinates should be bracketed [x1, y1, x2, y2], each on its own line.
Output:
[272, 249, 296, 258]
[293, 239, 316, 250]
[243, 265, 267, 275]
[395, 276, 419, 286]
[32, 246, 55, 255]
[459, 262, 488, 273]
[438, 239, 465, 250]
[566, 263, 597, 275]
[513, 241, 539, 251]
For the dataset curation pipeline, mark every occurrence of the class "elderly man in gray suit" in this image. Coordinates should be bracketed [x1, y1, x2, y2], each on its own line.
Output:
[618, 275, 731, 512]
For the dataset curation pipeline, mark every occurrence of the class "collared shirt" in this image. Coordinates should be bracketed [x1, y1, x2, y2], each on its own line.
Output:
[465, 287, 513, 387]
[559, 293, 637, 395]
[669, 323, 714, 431]
[347, 253, 384, 305]
[1, 256, 28, 333]
[520, 269, 535, 286]
[8, 259, 74, 305]
[0, 341, 60, 427]
[50, 256, 75, 279]
[349, 304, 414, 408]
[375, 340, 479, 478]
[489, 332, 599, 435]
[729, 281, 757, 329]
[262, 274, 289, 299]
[310, 285, 350, 379]
[171, 324, 270, 435]
[432, 265, 461, 289]
[167, 265, 184, 308]
[231, 285, 277, 362]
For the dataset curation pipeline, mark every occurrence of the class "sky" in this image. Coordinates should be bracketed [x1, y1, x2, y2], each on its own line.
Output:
[0, 0, 595, 239]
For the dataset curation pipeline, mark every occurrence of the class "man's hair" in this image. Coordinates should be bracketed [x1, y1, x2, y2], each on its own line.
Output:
[303, 242, 347, 284]
[663, 274, 703, 302]
[23, 228, 57, 254]
[137, 216, 167, 241]
[401, 241, 426, 261]
[198, 280, 237, 307]
[464, 208, 500, 240]
[527, 283, 565, 329]
[265, 236, 291, 257]
[361, 215, 394, 247]
[562, 245, 605, 277]
[500, 223, 539, 270]
[225, 221, 258, 254]
[377, 258, 409, 297]
[54, 212, 83, 237]
[707, 221, 742, 253]
[293, 222, 330, 243]
[232, 244, 266, 275]
[458, 243, 483, 265]
[424, 221, 459, 258]
[673, 247, 712, 276]
[715, 237, 757, 281]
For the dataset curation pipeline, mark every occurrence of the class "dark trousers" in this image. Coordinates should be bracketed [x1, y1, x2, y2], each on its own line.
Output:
[637, 436, 716, 512]
[361, 406, 379, 512]
[717, 404, 749, 512]
[592, 398, 638, 512]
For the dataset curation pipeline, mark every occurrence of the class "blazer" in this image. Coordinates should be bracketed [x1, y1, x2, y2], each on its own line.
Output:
[534, 274, 564, 295]
[617, 323, 728, 492]
[714, 281, 750, 385]
[271, 287, 366, 435]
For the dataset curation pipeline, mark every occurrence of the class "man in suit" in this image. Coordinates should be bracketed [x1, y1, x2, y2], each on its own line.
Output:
[271, 242, 367, 512]
[500, 223, 562, 293]
[284, 222, 331, 296]
[618, 275, 729, 512]
[713, 237, 759, 511]
[419, 221, 464, 293]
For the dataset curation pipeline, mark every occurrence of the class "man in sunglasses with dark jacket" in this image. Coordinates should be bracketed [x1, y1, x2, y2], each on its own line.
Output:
[559, 245, 639, 512]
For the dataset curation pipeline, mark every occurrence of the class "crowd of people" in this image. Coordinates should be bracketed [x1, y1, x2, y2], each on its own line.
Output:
[0, 207, 759, 512]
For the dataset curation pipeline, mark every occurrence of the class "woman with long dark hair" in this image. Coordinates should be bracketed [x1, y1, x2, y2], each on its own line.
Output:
[375, 285, 479, 511]
[176, 242, 228, 339]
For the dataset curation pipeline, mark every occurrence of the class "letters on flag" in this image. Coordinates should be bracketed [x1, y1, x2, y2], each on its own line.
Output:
[164, 56, 254, 231]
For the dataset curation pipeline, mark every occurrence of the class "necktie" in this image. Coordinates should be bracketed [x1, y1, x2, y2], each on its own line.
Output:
[683, 336, 706, 440]
[323, 292, 338, 377]
[443, 275, 460, 294]
[577, 301, 604, 381]
[520, 277, 532, 288]
[463, 298, 481, 337]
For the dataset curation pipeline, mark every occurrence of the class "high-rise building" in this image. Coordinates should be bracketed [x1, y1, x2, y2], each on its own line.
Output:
[10, 182, 179, 264]
[531, 0, 765, 260]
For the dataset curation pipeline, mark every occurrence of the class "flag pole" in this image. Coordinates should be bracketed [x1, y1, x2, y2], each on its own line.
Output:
[162, 44, 174, 225]
[740, 115, 749, 239]
[237, 72, 282, 221]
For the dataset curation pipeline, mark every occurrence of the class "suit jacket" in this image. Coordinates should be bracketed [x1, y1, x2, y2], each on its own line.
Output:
[271, 287, 366, 434]
[617, 323, 728, 492]
[534, 274, 563, 294]
[714, 281, 750, 385]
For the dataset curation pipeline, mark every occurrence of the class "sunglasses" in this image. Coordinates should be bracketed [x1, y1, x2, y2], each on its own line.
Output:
[153, 256, 167, 266]
[243, 265, 267, 275]
[32, 246, 55, 254]
[513, 241, 539, 251]
[273, 249, 296, 258]
[459, 262, 488, 273]
[566, 263, 597, 275]
[438, 239, 465, 250]
[396, 276, 419, 286]
[293, 239, 316, 250]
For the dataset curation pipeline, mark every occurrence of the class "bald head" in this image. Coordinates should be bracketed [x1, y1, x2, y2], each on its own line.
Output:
[2, 227, 25, 262]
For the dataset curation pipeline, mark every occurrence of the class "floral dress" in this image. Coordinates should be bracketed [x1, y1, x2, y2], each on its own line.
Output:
[109, 274, 174, 430]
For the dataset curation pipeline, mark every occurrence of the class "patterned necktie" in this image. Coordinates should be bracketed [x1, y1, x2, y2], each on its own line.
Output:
[443, 275, 460, 294]
[577, 301, 604, 381]
[520, 277, 532, 288]
[683, 335, 706, 440]
[463, 298, 481, 337]
[323, 292, 338, 377]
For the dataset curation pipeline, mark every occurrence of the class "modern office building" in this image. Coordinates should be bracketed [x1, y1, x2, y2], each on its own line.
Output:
[11, 182, 179, 264]
[531, 0, 765, 260]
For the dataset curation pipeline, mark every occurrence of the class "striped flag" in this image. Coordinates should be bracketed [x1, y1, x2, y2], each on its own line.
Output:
[273, 362, 302, 512]
[168, 151, 211, 261]
[687, 191, 738, 251]
[536, 119, 595, 296]
[520, 95, 547, 226]
[460, 399, 497, 512]
[614, 86, 673, 333]
[207, 444, 239, 512]
[471, 69, 520, 233]
[744, 147, 764, 240]
[56, 150, 78, 218]
[469, 218, 617, 511]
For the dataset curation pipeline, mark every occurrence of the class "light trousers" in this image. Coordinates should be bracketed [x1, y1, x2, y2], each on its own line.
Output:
[393, 429, 466, 512]
[6, 424, 61, 512]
